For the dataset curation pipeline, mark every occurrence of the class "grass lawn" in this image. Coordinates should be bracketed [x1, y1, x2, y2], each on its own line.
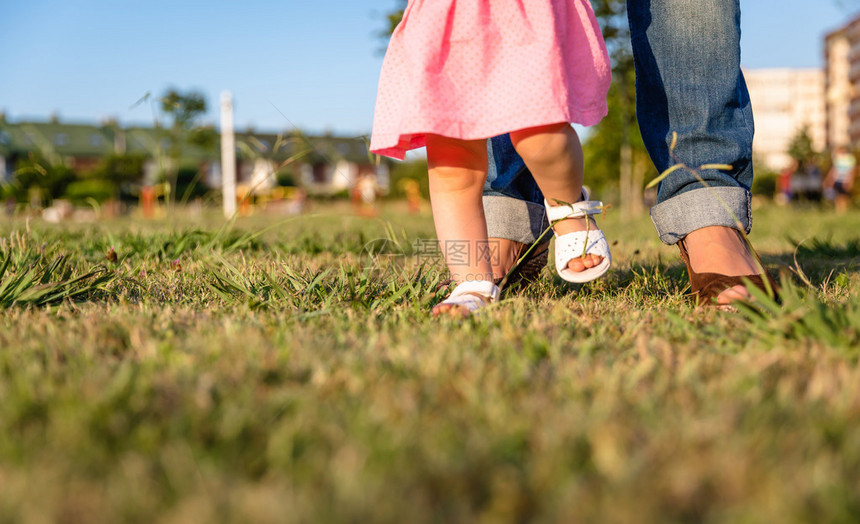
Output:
[1, 201, 859, 523]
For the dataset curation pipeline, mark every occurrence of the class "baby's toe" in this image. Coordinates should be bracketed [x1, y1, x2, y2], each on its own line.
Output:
[567, 258, 586, 272]
[567, 255, 603, 272]
[432, 303, 470, 318]
[583, 254, 603, 269]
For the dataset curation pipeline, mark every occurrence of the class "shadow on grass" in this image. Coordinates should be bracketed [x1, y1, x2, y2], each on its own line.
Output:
[538, 251, 820, 305]
[531, 260, 691, 305]
[769, 238, 860, 287]
[789, 237, 860, 259]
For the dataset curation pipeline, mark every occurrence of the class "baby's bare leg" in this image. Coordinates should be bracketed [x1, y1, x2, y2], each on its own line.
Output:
[509, 123, 603, 272]
[425, 134, 494, 284]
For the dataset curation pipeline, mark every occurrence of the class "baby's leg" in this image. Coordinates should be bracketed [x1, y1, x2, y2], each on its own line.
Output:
[509, 123, 603, 273]
[425, 134, 494, 284]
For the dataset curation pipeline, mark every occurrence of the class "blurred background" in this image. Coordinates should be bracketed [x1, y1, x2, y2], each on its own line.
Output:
[2, 0, 860, 221]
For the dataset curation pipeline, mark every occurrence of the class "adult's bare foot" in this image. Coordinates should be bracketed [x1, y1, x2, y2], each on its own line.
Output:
[490, 238, 549, 284]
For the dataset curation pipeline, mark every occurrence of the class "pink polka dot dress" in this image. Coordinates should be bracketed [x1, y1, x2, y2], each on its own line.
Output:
[370, 0, 611, 160]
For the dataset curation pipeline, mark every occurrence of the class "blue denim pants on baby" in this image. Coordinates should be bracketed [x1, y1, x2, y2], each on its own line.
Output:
[483, 0, 754, 247]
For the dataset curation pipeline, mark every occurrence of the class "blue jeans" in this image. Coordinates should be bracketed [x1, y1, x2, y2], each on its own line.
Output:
[484, 0, 754, 246]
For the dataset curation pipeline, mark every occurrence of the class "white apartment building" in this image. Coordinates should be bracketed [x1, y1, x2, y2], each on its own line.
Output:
[825, 28, 852, 149]
[744, 68, 826, 170]
[845, 17, 860, 145]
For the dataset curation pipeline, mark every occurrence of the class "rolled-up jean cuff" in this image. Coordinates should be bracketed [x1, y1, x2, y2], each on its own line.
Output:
[650, 186, 752, 245]
[483, 194, 551, 245]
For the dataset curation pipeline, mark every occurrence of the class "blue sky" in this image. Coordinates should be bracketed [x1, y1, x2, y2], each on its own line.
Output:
[1, 0, 858, 136]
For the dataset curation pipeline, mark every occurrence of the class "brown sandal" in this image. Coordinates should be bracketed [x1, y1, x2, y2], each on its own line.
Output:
[677, 235, 779, 307]
[497, 240, 550, 290]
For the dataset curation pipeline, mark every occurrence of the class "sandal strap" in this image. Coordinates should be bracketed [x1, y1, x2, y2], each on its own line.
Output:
[448, 280, 500, 302]
[544, 198, 604, 223]
[543, 189, 612, 284]
[437, 280, 500, 314]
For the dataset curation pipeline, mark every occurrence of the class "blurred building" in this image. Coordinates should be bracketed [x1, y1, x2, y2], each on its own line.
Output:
[744, 68, 826, 170]
[0, 114, 127, 180]
[825, 26, 852, 149]
[0, 115, 389, 196]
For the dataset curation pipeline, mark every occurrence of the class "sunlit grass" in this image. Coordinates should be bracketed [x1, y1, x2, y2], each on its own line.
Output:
[0, 201, 858, 523]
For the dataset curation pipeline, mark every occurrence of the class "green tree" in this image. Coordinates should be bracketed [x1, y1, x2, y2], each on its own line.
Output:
[583, 1, 652, 215]
[388, 158, 429, 199]
[138, 88, 213, 209]
[787, 125, 818, 165]
[4, 153, 77, 204]
[160, 90, 207, 131]
[161, 89, 209, 206]
[95, 153, 147, 201]
[583, 76, 652, 207]
[1, 125, 78, 205]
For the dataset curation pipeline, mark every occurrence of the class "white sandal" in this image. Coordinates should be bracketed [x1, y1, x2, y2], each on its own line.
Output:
[544, 191, 612, 283]
[433, 280, 500, 316]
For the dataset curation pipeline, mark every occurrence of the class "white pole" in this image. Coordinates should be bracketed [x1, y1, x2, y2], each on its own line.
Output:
[220, 91, 237, 218]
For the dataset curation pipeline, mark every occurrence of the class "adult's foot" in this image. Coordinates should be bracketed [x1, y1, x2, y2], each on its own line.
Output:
[490, 238, 549, 285]
[681, 226, 764, 305]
